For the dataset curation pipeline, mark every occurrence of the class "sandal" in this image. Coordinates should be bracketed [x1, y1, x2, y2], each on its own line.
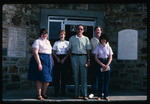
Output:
[42, 94, 49, 99]
[98, 97, 101, 100]
[37, 95, 44, 100]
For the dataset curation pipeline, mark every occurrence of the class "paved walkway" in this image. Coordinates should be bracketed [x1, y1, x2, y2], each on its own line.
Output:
[2, 86, 147, 102]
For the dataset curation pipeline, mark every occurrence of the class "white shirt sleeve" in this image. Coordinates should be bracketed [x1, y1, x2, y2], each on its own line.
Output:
[66, 41, 70, 51]
[52, 42, 57, 51]
[109, 46, 113, 55]
[32, 40, 39, 49]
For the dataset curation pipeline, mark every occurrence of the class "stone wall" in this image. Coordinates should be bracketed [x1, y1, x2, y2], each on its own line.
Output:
[2, 4, 41, 92]
[2, 4, 147, 93]
[105, 4, 147, 92]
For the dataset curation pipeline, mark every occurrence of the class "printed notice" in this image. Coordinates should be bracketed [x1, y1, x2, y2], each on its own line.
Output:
[118, 29, 138, 60]
[7, 27, 26, 57]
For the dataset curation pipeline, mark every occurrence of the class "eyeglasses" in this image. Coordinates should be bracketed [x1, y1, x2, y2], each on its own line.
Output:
[77, 28, 83, 30]
[42, 33, 48, 35]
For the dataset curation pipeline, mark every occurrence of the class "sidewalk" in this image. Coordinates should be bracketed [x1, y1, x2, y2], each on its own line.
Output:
[2, 86, 147, 102]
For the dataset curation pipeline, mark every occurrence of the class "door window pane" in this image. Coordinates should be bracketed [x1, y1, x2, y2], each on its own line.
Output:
[49, 22, 61, 39]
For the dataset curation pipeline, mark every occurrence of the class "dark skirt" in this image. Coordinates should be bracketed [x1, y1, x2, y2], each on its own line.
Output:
[27, 53, 53, 82]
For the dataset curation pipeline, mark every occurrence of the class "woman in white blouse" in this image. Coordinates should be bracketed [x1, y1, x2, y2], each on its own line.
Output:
[28, 28, 54, 100]
[94, 34, 113, 101]
[52, 30, 69, 96]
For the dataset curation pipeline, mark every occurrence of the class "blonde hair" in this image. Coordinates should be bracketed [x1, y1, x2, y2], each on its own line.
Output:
[58, 30, 66, 35]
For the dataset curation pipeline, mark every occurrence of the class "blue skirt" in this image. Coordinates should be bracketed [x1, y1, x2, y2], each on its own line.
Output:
[27, 53, 53, 82]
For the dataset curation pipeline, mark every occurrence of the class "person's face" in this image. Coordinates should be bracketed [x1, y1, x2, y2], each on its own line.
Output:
[95, 27, 102, 37]
[101, 38, 107, 45]
[41, 33, 48, 39]
[76, 25, 84, 34]
[59, 32, 65, 40]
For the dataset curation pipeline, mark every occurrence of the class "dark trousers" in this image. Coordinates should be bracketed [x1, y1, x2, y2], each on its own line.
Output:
[91, 54, 98, 94]
[53, 55, 68, 95]
[97, 58, 111, 98]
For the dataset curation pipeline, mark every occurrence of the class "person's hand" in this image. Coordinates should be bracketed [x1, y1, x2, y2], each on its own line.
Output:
[61, 58, 65, 64]
[38, 64, 42, 71]
[102, 65, 107, 72]
[86, 61, 90, 67]
[57, 58, 61, 63]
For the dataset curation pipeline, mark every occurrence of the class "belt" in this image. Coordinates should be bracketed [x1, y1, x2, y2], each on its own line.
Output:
[72, 53, 87, 56]
[56, 54, 66, 56]
[99, 58, 109, 60]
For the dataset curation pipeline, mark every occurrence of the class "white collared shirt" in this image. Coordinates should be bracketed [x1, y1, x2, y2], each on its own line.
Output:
[53, 40, 69, 55]
[32, 37, 52, 54]
[75, 35, 84, 39]
[94, 44, 113, 58]
[69, 35, 91, 54]
[90, 37, 100, 54]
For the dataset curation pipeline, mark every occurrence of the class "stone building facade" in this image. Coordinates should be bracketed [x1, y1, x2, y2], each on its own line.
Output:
[2, 4, 147, 93]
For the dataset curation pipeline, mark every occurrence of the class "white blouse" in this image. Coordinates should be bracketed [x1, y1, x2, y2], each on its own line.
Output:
[94, 44, 113, 58]
[32, 38, 52, 54]
[53, 40, 69, 55]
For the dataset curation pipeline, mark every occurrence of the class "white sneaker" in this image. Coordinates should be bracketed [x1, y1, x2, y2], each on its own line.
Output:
[89, 94, 94, 98]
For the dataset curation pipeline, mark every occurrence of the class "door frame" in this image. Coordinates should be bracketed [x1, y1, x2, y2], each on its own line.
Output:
[48, 16, 96, 39]
[40, 8, 105, 33]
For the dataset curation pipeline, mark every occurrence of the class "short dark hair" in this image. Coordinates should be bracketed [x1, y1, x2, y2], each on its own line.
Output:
[39, 28, 47, 37]
[94, 26, 102, 31]
[99, 33, 108, 43]
[76, 24, 84, 29]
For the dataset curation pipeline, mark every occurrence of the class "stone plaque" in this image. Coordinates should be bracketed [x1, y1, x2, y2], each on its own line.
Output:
[118, 29, 138, 60]
[7, 27, 26, 57]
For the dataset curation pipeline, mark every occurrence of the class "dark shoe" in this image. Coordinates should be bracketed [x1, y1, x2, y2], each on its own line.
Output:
[37, 95, 44, 100]
[74, 96, 80, 99]
[83, 96, 88, 100]
[54, 93, 59, 97]
[42, 94, 49, 99]
[61, 93, 66, 97]
[105, 97, 110, 101]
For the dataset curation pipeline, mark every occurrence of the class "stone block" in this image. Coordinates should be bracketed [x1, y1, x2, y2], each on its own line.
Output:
[119, 73, 128, 77]
[5, 83, 20, 91]
[75, 4, 88, 10]
[17, 59, 26, 66]
[20, 81, 33, 89]
[9, 58, 18, 61]
[2, 4, 8, 13]
[132, 74, 142, 80]
[123, 80, 131, 85]
[3, 66, 8, 73]
[9, 66, 18, 73]
[11, 74, 20, 82]
[136, 63, 146, 68]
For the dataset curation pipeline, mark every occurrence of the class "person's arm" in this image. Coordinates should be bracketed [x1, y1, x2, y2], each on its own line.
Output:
[33, 48, 42, 71]
[51, 54, 54, 66]
[106, 55, 112, 67]
[95, 54, 107, 70]
[68, 49, 72, 57]
[52, 50, 60, 63]
[61, 52, 70, 64]
[86, 50, 91, 67]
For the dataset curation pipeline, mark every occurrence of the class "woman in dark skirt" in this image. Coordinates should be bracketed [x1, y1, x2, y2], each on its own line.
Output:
[27, 28, 54, 100]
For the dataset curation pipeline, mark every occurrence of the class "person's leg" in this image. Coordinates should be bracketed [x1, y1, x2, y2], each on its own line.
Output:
[61, 63, 67, 96]
[104, 70, 110, 98]
[91, 55, 97, 94]
[98, 71, 103, 98]
[36, 80, 44, 100]
[71, 56, 80, 97]
[53, 60, 61, 96]
[42, 82, 50, 99]
[79, 55, 88, 99]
